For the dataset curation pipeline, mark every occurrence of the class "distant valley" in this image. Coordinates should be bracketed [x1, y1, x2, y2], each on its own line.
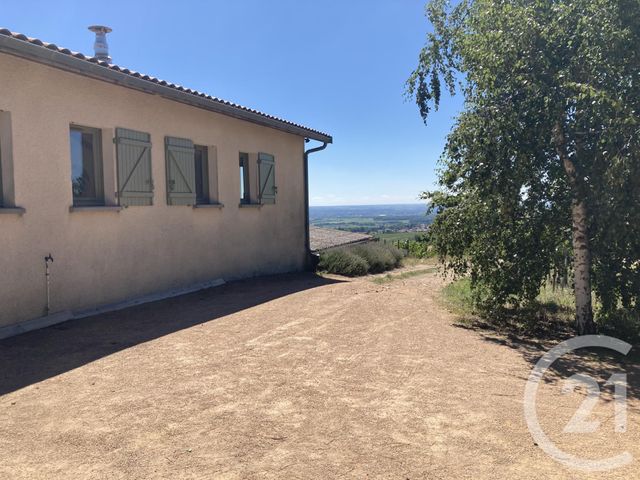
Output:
[309, 204, 433, 239]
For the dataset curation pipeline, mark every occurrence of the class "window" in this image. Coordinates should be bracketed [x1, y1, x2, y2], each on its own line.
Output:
[70, 126, 104, 206]
[239, 152, 250, 204]
[165, 137, 219, 207]
[0, 110, 17, 210]
[194, 145, 209, 204]
[165, 136, 196, 206]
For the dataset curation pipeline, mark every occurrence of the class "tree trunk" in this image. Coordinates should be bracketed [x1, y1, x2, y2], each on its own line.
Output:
[553, 121, 596, 335]
[570, 199, 595, 334]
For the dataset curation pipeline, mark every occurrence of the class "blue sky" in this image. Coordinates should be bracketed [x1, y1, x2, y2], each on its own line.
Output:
[2, 0, 462, 206]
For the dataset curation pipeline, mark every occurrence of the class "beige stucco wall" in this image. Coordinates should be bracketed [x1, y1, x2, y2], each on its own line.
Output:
[0, 53, 308, 328]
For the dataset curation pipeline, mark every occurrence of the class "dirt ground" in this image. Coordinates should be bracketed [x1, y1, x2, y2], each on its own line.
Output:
[1, 265, 639, 479]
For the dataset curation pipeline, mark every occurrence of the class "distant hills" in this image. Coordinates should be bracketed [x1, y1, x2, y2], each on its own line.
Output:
[309, 204, 433, 234]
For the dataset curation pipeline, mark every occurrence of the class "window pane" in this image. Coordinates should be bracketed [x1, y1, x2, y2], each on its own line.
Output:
[239, 152, 249, 203]
[70, 129, 98, 202]
[239, 165, 245, 202]
[70, 126, 104, 206]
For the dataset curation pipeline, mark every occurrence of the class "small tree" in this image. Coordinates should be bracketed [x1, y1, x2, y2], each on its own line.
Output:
[407, 0, 640, 334]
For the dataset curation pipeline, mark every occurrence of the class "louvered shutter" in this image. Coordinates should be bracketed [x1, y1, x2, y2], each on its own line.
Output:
[258, 153, 276, 204]
[115, 128, 154, 206]
[165, 136, 196, 206]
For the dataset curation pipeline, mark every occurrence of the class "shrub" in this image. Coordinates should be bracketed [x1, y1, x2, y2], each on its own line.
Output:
[317, 248, 369, 276]
[400, 240, 435, 258]
[598, 309, 640, 344]
[317, 243, 404, 276]
[387, 244, 405, 264]
[352, 244, 402, 273]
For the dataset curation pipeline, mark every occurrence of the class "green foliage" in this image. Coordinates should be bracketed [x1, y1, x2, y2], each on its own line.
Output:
[317, 249, 369, 277]
[380, 233, 435, 259]
[318, 243, 404, 277]
[597, 309, 640, 345]
[400, 239, 436, 259]
[407, 0, 640, 329]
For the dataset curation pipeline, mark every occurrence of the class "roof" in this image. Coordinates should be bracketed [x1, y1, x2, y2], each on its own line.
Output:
[309, 226, 373, 252]
[0, 28, 332, 144]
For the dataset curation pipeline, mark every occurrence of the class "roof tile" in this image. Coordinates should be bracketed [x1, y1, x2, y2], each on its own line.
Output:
[309, 227, 373, 252]
[0, 28, 330, 140]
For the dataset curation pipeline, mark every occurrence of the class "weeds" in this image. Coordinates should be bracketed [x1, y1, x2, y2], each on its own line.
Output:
[371, 267, 438, 284]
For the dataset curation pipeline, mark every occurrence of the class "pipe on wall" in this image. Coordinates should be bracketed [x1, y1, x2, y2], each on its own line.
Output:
[303, 140, 328, 270]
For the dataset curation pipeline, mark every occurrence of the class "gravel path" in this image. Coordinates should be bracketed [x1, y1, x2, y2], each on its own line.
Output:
[1, 267, 638, 479]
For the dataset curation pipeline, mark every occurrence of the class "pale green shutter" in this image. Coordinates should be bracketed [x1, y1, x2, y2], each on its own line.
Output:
[115, 128, 154, 206]
[258, 153, 276, 204]
[165, 136, 196, 206]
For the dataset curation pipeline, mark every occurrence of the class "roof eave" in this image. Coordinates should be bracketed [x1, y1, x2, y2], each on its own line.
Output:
[0, 34, 332, 144]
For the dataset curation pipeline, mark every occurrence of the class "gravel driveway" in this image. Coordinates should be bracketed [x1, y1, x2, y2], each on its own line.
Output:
[1, 267, 638, 479]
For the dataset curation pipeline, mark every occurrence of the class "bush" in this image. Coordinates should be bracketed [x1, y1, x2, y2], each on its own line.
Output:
[317, 243, 404, 276]
[352, 244, 403, 273]
[598, 309, 640, 344]
[400, 240, 436, 258]
[317, 249, 369, 276]
[389, 245, 404, 264]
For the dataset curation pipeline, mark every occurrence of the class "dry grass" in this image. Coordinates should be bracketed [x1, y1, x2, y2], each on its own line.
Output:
[371, 267, 438, 284]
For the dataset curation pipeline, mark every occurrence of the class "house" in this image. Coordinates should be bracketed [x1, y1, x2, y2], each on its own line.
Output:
[0, 27, 331, 338]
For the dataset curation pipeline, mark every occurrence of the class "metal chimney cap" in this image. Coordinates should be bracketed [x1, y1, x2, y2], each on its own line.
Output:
[88, 25, 112, 63]
[88, 25, 112, 34]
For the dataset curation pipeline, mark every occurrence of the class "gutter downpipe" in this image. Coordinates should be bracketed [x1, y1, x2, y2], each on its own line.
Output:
[304, 140, 328, 270]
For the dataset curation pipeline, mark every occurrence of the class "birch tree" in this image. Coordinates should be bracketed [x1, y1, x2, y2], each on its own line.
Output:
[408, 0, 640, 335]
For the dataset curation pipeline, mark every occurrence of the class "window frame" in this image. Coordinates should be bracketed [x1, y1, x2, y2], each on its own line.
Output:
[194, 144, 210, 205]
[70, 125, 105, 207]
[239, 152, 251, 204]
[0, 110, 24, 213]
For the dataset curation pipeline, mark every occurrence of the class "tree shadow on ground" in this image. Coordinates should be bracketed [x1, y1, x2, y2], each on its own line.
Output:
[0, 272, 343, 396]
[453, 313, 640, 405]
